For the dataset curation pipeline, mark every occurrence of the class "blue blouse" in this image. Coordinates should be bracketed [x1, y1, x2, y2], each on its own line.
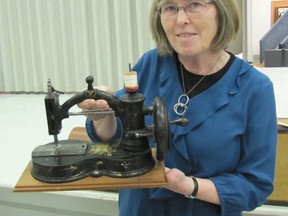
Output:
[87, 49, 278, 216]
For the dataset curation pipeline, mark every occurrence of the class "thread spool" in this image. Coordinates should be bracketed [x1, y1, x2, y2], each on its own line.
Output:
[124, 63, 138, 93]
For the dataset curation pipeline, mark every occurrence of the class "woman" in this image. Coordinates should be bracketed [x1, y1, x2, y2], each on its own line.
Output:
[80, 0, 278, 215]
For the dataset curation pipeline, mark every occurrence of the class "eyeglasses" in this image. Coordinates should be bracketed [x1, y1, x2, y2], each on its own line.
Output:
[158, 0, 213, 18]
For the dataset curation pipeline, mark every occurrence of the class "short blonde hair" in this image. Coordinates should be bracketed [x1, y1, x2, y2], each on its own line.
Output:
[149, 0, 241, 56]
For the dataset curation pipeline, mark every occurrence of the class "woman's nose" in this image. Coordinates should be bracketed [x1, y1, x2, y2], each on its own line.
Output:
[176, 9, 191, 25]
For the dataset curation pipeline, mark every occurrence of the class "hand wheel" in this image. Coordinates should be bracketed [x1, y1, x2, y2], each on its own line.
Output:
[153, 97, 169, 161]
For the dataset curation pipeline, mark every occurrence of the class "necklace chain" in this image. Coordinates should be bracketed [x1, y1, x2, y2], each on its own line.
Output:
[174, 53, 222, 116]
[181, 65, 207, 96]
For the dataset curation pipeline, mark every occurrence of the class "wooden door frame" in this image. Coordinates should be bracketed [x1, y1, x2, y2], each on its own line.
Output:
[271, 1, 288, 25]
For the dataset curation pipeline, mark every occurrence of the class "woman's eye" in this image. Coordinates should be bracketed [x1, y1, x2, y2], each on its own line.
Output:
[189, 2, 202, 9]
[163, 5, 177, 12]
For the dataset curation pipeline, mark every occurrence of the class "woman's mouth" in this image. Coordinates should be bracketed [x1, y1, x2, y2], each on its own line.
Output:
[177, 33, 196, 38]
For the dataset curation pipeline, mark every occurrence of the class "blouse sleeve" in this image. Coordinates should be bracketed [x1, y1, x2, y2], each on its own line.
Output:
[85, 117, 122, 143]
[210, 78, 278, 215]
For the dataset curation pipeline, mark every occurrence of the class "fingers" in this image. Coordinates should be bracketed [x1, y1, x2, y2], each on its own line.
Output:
[94, 100, 110, 110]
[77, 85, 114, 121]
[78, 99, 109, 110]
[78, 99, 96, 109]
[77, 85, 114, 110]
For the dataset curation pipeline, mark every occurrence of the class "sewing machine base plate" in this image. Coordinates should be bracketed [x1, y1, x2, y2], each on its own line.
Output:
[14, 152, 166, 192]
[30, 140, 156, 183]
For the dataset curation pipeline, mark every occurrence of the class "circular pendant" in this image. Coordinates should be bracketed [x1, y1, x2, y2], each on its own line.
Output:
[174, 94, 189, 116]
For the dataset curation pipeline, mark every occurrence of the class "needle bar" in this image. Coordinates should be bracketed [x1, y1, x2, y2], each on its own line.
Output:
[69, 110, 115, 116]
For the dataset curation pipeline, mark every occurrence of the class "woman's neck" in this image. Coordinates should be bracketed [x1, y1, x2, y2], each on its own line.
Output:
[178, 50, 229, 76]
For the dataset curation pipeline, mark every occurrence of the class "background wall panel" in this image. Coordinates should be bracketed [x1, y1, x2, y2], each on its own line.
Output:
[0, 0, 154, 92]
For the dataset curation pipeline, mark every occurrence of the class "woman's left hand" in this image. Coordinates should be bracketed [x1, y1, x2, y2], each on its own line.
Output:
[164, 167, 221, 204]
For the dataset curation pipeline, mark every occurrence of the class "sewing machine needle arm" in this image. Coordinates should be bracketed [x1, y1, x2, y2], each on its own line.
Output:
[69, 110, 115, 116]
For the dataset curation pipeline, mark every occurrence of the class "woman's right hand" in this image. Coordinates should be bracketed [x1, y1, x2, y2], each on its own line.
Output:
[78, 98, 111, 121]
[77, 85, 117, 141]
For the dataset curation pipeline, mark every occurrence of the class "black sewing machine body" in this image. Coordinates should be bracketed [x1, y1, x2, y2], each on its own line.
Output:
[31, 76, 186, 183]
[31, 139, 155, 183]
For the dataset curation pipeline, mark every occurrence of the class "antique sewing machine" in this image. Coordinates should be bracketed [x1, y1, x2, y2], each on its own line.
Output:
[31, 75, 188, 183]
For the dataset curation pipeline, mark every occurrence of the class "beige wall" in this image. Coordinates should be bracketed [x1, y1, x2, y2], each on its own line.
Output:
[227, 0, 243, 54]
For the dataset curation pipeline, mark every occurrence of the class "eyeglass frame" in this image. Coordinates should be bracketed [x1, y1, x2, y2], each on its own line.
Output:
[157, 0, 214, 18]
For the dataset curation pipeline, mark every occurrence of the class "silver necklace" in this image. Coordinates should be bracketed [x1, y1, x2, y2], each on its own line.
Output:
[173, 53, 222, 116]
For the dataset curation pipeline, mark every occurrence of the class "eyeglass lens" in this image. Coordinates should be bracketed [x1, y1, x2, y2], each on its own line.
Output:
[160, 0, 211, 17]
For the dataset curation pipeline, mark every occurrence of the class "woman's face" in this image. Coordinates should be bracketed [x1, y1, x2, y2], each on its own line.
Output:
[160, 0, 219, 58]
